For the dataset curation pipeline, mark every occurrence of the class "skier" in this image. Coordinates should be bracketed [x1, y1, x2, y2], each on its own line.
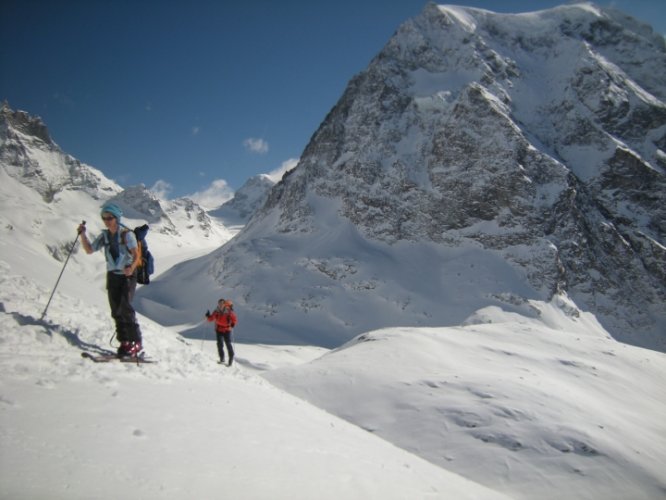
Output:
[206, 299, 237, 366]
[78, 203, 144, 358]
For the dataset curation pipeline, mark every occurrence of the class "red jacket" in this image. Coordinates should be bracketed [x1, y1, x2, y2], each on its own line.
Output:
[207, 307, 237, 333]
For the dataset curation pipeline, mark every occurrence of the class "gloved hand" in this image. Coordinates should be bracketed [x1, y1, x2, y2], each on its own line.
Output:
[205, 310, 210, 317]
[77, 222, 87, 234]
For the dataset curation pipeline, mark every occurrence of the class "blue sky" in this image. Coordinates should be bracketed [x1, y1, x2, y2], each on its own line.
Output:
[1, 0, 664, 206]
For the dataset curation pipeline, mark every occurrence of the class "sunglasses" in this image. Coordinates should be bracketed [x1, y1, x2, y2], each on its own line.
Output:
[101, 216, 116, 221]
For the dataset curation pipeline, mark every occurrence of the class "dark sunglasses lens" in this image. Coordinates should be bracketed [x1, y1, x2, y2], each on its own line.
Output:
[102, 216, 114, 221]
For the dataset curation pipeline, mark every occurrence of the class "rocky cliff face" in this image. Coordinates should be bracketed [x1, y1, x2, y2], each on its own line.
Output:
[254, 3, 666, 348]
[0, 101, 121, 202]
[143, 3, 666, 349]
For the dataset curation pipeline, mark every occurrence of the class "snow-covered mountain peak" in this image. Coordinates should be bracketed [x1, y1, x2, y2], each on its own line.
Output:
[1, 100, 53, 145]
[0, 102, 121, 202]
[209, 173, 276, 225]
[435, 4, 479, 32]
[140, 2, 666, 351]
[109, 184, 173, 227]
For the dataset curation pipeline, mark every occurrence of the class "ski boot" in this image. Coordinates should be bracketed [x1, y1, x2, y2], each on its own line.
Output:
[118, 341, 143, 358]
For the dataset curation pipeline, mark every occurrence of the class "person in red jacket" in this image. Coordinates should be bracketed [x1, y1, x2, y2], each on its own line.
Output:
[206, 299, 238, 366]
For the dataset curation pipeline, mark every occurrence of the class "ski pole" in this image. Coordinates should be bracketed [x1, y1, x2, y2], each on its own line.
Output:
[40, 221, 85, 321]
[201, 312, 210, 350]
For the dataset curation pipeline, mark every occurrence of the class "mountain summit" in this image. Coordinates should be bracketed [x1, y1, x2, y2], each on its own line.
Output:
[140, 3, 666, 350]
[0, 101, 121, 202]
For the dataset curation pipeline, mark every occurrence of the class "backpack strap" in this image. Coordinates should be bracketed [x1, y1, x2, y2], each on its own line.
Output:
[103, 227, 130, 246]
[120, 227, 131, 246]
[108, 227, 143, 269]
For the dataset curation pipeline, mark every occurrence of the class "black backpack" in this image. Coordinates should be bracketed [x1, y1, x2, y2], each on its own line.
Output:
[131, 224, 154, 285]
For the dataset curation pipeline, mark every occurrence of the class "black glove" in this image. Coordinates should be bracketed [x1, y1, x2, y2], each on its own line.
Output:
[205, 310, 210, 317]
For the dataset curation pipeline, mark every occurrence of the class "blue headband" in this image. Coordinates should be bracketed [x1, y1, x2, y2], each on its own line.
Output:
[100, 203, 123, 222]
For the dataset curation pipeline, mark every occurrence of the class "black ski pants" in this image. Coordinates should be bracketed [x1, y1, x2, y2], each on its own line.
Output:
[216, 331, 234, 363]
[106, 271, 142, 344]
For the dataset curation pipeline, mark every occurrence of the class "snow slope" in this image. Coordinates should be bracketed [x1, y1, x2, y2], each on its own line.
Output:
[0, 263, 510, 500]
[0, 167, 664, 498]
[2, 252, 665, 499]
[137, 197, 555, 347]
[0, 106, 510, 500]
[266, 303, 666, 499]
[2, 152, 663, 498]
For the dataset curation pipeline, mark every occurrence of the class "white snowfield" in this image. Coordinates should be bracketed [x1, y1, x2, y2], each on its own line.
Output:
[1, 255, 665, 499]
[1, 269, 510, 500]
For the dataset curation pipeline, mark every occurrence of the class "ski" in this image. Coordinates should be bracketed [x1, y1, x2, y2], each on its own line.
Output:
[81, 352, 156, 364]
